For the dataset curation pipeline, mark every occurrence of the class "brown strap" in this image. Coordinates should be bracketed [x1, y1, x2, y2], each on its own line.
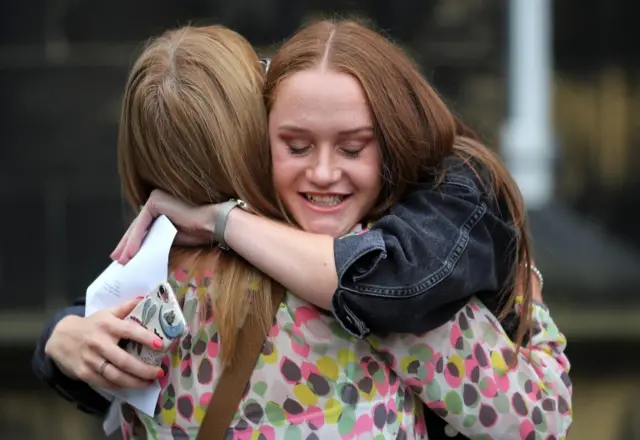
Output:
[196, 290, 285, 440]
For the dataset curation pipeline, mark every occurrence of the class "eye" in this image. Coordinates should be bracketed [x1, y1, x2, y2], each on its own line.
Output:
[287, 144, 312, 155]
[340, 143, 365, 158]
[341, 149, 362, 158]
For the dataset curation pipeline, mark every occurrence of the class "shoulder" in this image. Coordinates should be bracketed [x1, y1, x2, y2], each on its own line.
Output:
[424, 152, 513, 225]
[426, 153, 488, 197]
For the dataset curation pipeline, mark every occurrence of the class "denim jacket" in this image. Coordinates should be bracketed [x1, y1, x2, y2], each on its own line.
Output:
[332, 153, 519, 338]
[32, 153, 521, 437]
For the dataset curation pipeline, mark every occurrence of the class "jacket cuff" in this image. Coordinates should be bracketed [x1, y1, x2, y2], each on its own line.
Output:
[332, 230, 386, 338]
[334, 229, 387, 284]
[34, 353, 109, 416]
[331, 292, 370, 339]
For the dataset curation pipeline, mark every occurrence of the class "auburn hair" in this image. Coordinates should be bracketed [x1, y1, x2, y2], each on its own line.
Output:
[264, 19, 533, 352]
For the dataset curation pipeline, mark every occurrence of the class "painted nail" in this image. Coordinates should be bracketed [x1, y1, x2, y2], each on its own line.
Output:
[153, 339, 163, 349]
[136, 296, 145, 300]
[157, 369, 165, 379]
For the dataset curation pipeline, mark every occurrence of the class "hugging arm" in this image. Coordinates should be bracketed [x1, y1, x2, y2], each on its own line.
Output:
[371, 297, 573, 438]
[32, 300, 111, 417]
[117, 156, 516, 338]
[226, 155, 516, 337]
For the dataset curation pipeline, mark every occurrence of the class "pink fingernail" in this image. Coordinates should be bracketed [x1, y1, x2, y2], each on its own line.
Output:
[153, 339, 163, 349]
[157, 369, 165, 379]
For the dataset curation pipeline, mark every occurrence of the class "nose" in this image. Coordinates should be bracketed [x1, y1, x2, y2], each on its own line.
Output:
[306, 147, 341, 186]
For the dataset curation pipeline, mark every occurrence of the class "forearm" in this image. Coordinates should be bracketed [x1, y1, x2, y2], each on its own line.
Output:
[222, 207, 338, 309]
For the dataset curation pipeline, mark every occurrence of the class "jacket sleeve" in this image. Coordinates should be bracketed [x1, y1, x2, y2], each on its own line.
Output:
[370, 297, 573, 439]
[32, 300, 112, 417]
[332, 155, 517, 338]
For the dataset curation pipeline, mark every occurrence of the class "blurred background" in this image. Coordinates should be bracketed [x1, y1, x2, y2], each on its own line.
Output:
[2, 0, 639, 438]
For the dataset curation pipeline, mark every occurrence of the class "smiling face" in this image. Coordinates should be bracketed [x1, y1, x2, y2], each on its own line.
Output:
[269, 69, 382, 237]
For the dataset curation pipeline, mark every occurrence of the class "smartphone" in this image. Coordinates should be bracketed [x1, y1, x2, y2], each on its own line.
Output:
[123, 281, 188, 366]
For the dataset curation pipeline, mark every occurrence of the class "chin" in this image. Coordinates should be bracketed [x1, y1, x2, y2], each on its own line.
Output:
[302, 221, 350, 238]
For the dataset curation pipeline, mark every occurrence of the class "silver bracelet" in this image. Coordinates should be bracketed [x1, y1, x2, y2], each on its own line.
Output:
[527, 264, 544, 290]
[214, 199, 250, 250]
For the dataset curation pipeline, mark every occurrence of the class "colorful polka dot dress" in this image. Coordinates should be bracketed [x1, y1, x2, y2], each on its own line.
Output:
[119, 269, 572, 440]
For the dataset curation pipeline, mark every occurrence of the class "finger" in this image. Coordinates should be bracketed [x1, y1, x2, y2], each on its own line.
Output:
[98, 359, 154, 389]
[119, 205, 155, 264]
[107, 316, 163, 351]
[77, 369, 119, 390]
[100, 342, 162, 382]
[110, 298, 144, 319]
[74, 357, 121, 390]
[110, 223, 133, 261]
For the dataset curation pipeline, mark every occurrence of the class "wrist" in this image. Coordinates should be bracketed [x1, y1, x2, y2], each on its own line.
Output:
[213, 200, 250, 249]
[45, 315, 80, 356]
[202, 204, 219, 241]
[45, 315, 83, 379]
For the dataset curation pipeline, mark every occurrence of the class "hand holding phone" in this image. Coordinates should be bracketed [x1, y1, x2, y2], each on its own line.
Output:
[123, 281, 188, 366]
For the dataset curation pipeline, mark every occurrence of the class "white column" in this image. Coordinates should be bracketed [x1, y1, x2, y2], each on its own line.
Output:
[501, 0, 554, 209]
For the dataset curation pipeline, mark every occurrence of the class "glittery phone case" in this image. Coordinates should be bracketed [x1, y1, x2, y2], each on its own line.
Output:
[124, 281, 188, 366]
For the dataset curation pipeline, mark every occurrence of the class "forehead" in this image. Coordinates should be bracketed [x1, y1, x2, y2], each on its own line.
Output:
[270, 69, 372, 131]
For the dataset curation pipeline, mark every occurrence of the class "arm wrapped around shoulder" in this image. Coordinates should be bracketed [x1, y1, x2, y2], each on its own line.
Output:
[332, 157, 516, 338]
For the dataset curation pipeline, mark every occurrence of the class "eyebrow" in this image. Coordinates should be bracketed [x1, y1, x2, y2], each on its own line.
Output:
[278, 125, 374, 136]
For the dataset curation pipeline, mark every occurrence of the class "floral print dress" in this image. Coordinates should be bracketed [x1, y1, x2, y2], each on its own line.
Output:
[120, 269, 572, 440]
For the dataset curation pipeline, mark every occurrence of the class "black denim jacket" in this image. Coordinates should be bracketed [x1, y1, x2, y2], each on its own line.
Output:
[32, 153, 520, 438]
[332, 153, 518, 338]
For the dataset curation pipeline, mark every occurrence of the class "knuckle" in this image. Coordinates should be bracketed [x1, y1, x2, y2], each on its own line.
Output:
[147, 194, 158, 209]
[129, 322, 153, 341]
[94, 317, 112, 332]
[103, 368, 120, 385]
[120, 322, 141, 341]
[109, 348, 130, 369]
[76, 365, 92, 382]
[85, 336, 102, 351]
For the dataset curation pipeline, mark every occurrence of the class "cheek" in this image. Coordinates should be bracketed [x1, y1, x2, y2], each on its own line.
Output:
[348, 167, 381, 216]
[361, 171, 382, 204]
[355, 154, 382, 201]
[271, 153, 299, 198]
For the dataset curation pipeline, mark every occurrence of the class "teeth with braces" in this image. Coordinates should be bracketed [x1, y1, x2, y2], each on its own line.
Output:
[304, 194, 345, 206]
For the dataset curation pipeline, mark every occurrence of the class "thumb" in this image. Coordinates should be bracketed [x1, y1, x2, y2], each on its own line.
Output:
[111, 297, 144, 319]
